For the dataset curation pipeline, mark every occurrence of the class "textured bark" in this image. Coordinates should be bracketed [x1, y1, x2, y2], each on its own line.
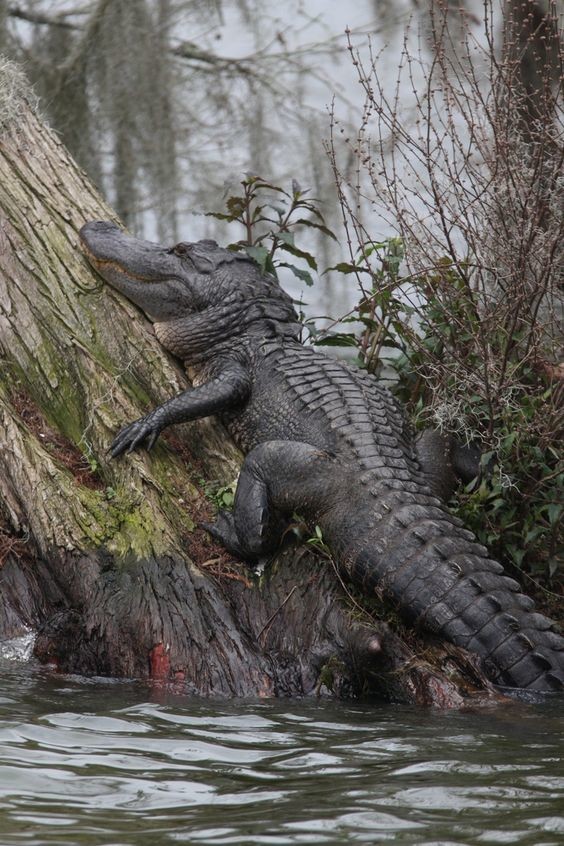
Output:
[503, 0, 561, 135]
[0, 64, 500, 707]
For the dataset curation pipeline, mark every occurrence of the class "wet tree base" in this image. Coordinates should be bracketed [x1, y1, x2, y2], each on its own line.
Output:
[0, 529, 507, 709]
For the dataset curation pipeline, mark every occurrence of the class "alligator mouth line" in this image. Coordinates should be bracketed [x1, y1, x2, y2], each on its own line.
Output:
[81, 243, 165, 284]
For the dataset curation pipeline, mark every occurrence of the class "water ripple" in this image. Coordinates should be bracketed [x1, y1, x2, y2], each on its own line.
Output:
[0, 664, 562, 845]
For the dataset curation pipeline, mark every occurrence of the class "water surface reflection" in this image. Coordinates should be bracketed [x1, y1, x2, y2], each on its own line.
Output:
[0, 661, 562, 845]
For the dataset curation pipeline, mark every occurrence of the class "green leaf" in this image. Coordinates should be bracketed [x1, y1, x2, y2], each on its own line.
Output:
[226, 196, 246, 215]
[293, 218, 338, 241]
[545, 504, 562, 526]
[249, 181, 289, 195]
[480, 450, 496, 467]
[315, 333, 359, 348]
[524, 526, 544, 545]
[278, 240, 318, 270]
[244, 245, 270, 272]
[362, 241, 389, 254]
[301, 204, 328, 224]
[264, 254, 278, 277]
[265, 201, 287, 216]
[205, 211, 237, 221]
[325, 262, 369, 275]
[502, 432, 517, 450]
[511, 548, 527, 567]
[374, 289, 393, 307]
[277, 230, 295, 248]
[278, 262, 314, 287]
[251, 204, 265, 222]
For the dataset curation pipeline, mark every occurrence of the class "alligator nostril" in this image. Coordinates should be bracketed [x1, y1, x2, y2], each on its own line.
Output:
[80, 220, 120, 237]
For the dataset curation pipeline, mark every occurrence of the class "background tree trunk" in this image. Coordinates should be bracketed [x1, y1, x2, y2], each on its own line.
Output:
[0, 62, 498, 707]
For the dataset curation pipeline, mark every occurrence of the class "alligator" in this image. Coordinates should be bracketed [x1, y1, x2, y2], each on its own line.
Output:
[79, 220, 564, 693]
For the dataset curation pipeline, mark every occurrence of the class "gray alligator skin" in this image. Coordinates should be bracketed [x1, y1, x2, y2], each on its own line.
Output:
[80, 221, 564, 692]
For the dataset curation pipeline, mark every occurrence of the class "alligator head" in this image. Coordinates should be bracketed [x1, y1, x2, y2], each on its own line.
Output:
[79, 220, 300, 360]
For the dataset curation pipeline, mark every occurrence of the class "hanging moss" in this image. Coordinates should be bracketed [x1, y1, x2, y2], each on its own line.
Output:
[0, 57, 39, 132]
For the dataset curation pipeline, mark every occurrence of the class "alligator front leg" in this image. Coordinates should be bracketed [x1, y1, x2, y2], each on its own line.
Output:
[110, 362, 250, 456]
[203, 440, 339, 561]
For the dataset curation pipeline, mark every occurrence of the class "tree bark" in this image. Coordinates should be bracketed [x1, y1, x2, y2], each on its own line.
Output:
[0, 62, 500, 707]
[503, 0, 561, 135]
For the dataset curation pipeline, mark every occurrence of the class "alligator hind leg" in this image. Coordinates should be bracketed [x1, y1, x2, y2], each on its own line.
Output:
[202, 468, 284, 560]
[202, 440, 338, 562]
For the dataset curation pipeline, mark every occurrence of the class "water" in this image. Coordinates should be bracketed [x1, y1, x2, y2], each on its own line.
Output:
[0, 660, 563, 846]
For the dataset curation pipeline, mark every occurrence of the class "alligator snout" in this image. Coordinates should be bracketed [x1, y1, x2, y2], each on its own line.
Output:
[80, 220, 120, 236]
[79, 220, 125, 258]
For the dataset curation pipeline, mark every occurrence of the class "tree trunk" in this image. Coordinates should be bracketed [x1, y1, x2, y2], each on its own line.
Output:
[0, 61, 500, 707]
[503, 0, 561, 135]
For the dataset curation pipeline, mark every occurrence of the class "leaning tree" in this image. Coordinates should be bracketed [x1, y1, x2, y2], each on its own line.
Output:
[0, 60, 501, 707]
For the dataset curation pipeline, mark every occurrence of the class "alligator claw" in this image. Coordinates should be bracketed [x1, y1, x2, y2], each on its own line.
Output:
[109, 415, 162, 458]
[199, 512, 248, 560]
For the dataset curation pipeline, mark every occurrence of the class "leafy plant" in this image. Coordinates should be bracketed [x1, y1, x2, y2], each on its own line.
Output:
[207, 174, 336, 286]
[316, 237, 413, 374]
[306, 524, 331, 556]
[200, 478, 238, 511]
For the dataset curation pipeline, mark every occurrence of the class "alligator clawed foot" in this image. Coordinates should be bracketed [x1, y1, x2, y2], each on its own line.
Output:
[199, 511, 249, 561]
[109, 416, 162, 458]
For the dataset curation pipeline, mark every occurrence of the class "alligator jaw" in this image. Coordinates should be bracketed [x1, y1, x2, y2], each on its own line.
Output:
[79, 220, 194, 321]
[80, 246, 164, 290]
[79, 220, 176, 282]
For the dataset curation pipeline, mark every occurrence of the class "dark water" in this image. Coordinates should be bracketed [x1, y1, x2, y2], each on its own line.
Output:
[0, 659, 563, 846]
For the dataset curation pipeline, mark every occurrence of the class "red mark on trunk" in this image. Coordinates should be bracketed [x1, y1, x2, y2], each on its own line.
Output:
[149, 642, 170, 680]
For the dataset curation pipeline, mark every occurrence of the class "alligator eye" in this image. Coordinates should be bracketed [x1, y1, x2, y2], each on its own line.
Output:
[172, 243, 190, 256]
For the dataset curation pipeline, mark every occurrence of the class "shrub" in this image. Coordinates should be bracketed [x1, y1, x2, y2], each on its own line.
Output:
[324, 1, 563, 587]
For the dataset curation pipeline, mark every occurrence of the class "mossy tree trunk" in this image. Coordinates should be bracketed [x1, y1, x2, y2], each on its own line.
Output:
[0, 63, 498, 706]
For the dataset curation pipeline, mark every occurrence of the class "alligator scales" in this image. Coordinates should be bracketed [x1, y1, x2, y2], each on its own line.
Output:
[80, 221, 564, 692]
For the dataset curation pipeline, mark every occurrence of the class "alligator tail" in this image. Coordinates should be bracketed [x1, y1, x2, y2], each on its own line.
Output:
[346, 486, 564, 692]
